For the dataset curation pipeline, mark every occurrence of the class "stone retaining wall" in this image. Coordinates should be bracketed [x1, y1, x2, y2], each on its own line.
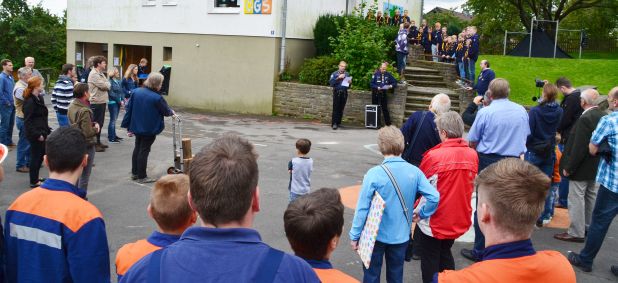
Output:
[274, 82, 407, 127]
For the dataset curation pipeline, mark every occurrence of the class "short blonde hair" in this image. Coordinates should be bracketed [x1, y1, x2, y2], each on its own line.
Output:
[477, 158, 550, 238]
[143, 72, 164, 91]
[378, 126, 404, 156]
[488, 78, 510, 99]
[151, 174, 193, 231]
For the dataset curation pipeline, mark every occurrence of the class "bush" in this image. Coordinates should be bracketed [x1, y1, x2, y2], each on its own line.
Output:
[298, 56, 339, 86]
[313, 14, 344, 56]
[379, 25, 400, 64]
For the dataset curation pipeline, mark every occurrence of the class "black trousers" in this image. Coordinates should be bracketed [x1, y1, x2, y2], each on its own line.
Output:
[372, 90, 391, 126]
[331, 89, 348, 126]
[418, 230, 455, 283]
[29, 139, 45, 185]
[90, 103, 106, 144]
[132, 135, 156, 179]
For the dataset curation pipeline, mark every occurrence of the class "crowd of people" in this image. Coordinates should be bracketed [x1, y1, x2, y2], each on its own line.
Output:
[0, 55, 173, 189]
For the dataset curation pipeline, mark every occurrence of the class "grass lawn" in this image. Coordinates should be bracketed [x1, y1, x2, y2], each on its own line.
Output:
[477, 55, 618, 106]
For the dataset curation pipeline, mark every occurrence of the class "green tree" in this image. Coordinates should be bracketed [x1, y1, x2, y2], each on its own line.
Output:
[424, 9, 470, 35]
[0, 0, 66, 69]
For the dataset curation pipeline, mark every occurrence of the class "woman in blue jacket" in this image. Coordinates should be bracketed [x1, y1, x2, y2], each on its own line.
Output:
[108, 67, 124, 143]
[121, 72, 174, 183]
[122, 64, 139, 100]
[526, 83, 563, 226]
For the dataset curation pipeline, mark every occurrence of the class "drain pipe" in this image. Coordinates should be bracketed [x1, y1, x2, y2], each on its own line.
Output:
[279, 0, 288, 75]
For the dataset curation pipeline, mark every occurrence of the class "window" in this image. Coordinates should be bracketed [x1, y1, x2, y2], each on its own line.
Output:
[162, 0, 177, 6]
[142, 0, 156, 6]
[207, 0, 241, 14]
[163, 47, 173, 61]
[216, 0, 239, 8]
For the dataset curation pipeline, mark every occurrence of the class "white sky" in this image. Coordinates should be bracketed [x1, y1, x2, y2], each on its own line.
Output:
[14, 0, 468, 16]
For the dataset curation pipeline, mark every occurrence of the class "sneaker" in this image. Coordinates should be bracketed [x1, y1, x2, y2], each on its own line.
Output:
[7, 143, 16, 148]
[116, 137, 124, 141]
[16, 166, 29, 173]
[109, 139, 120, 144]
[332, 124, 338, 130]
[611, 265, 618, 277]
[136, 177, 157, 184]
[130, 174, 138, 180]
[542, 217, 552, 225]
[98, 143, 109, 148]
[567, 252, 592, 272]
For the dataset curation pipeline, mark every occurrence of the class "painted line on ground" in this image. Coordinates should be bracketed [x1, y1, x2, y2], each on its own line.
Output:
[363, 144, 382, 155]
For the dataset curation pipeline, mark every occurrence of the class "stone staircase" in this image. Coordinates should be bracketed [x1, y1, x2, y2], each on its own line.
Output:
[403, 66, 461, 123]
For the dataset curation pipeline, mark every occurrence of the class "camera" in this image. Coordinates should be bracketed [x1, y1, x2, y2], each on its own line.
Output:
[532, 78, 545, 102]
[535, 79, 545, 88]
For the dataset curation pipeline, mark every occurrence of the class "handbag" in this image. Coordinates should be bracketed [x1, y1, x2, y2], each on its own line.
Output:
[380, 164, 415, 259]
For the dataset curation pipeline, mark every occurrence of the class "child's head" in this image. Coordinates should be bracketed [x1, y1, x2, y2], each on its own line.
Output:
[148, 174, 196, 234]
[73, 82, 90, 99]
[284, 188, 344, 261]
[295, 138, 311, 155]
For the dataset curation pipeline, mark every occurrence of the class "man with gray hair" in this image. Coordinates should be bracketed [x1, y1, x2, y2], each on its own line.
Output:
[461, 78, 529, 262]
[555, 89, 606, 243]
[24, 57, 45, 95]
[418, 111, 478, 282]
[13, 67, 32, 173]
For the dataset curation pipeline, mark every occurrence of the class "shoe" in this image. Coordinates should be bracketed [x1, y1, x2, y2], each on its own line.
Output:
[611, 265, 618, 277]
[542, 217, 552, 225]
[95, 145, 106, 152]
[30, 181, 42, 188]
[136, 177, 157, 184]
[332, 124, 338, 130]
[109, 139, 120, 144]
[7, 143, 16, 148]
[460, 248, 480, 262]
[130, 174, 138, 180]
[98, 143, 109, 148]
[554, 232, 585, 243]
[337, 124, 344, 129]
[555, 203, 568, 209]
[16, 166, 29, 173]
[116, 137, 124, 141]
[535, 220, 543, 228]
[567, 252, 592, 272]
[411, 254, 421, 261]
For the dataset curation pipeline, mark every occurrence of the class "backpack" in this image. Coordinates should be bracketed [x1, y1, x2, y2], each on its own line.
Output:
[396, 31, 408, 54]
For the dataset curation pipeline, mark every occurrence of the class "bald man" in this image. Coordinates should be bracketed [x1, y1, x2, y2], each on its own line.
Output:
[555, 89, 606, 243]
[25, 57, 45, 95]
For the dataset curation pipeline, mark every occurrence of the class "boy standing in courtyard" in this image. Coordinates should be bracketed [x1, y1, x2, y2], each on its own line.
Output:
[288, 138, 313, 202]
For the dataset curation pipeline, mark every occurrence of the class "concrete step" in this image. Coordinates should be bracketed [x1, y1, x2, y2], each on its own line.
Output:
[407, 86, 457, 96]
[406, 74, 444, 81]
[408, 80, 448, 88]
[405, 66, 440, 74]
[404, 107, 460, 117]
[405, 97, 460, 106]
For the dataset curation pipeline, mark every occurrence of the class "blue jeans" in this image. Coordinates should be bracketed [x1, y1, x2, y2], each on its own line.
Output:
[0, 104, 15, 145]
[107, 103, 119, 141]
[558, 143, 569, 207]
[289, 192, 304, 203]
[525, 151, 555, 221]
[457, 62, 466, 78]
[363, 241, 408, 283]
[396, 52, 407, 75]
[578, 185, 618, 267]
[468, 59, 477, 83]
[56, 112, 69, 127]
[15, 117, 30, 169]
[473, 153, 513, 259]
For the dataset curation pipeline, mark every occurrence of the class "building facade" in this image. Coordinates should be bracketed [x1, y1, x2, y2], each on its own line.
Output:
[67, 0, 421, 114]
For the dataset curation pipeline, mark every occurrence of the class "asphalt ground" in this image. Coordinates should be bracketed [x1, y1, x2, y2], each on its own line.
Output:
[0, 98, 616, 282]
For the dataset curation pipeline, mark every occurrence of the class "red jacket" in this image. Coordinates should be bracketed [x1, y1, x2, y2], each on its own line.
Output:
[418, 138, 478, 239]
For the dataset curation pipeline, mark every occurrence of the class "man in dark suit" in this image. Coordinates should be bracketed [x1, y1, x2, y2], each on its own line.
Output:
[555, 89, 606, 243]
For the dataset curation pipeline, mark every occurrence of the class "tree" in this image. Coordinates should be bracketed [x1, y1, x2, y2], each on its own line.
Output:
[424, 9, 470, 35]
[0, 0, 66, 69]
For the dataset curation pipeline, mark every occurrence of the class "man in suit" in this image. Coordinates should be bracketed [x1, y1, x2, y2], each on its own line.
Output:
[555, 89, 606, 243]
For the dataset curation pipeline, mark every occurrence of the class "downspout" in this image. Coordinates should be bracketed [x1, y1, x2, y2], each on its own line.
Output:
[279, 0, 288, 75]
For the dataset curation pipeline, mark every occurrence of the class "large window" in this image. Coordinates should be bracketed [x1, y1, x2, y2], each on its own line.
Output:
[208, 0, 241, 13]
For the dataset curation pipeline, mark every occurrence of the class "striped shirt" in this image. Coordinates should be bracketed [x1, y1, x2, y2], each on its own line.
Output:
[591, 111, 618, 193]
[51, 75, 74, 114]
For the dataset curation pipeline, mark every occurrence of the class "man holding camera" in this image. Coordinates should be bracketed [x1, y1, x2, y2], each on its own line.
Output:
[329, 61, 351, 130]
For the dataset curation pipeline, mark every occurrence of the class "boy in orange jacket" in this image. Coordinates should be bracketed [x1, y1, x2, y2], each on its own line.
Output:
[284, 188, 359, 283]
[115, 174, 196, 280]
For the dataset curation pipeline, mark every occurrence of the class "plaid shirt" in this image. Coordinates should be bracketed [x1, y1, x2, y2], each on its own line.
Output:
[591, 111, 618, 193]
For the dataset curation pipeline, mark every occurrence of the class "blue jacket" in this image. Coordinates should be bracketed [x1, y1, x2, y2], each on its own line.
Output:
[473, 68, 495, 96]
[121, 87, 173, 136]
[329, 70, 350, 91]
[4, 179, 110, 283]
[370, 71, 398, 90]
[121, 78, 138, 99]
[527, 102, 563, 149]
[120, 227, 320, 283]
[350, 157, 439, 244]
[401, 111, 441, 166]
[468, 34, 480, 61]
[109, 79, 123, 104]
[0, 71, 15, 106]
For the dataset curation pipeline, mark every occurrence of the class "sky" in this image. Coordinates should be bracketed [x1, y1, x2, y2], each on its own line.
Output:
[20, 0, 468, 15]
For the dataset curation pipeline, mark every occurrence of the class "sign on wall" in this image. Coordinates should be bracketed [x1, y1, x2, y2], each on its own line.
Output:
[244, 0, 272, 14]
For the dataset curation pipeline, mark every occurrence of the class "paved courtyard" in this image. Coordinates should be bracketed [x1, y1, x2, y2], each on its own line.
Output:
[0, 102, 616, 282]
